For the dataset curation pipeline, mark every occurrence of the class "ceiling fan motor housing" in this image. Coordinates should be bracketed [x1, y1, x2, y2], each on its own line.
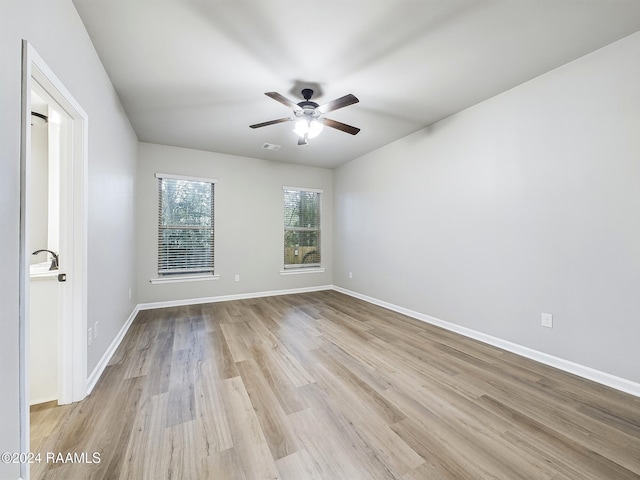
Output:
[296, 106, 321, 119]
[297, 90, 320, 115]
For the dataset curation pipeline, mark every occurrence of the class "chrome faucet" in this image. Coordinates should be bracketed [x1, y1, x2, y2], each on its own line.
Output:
[32, 249, 59, 270]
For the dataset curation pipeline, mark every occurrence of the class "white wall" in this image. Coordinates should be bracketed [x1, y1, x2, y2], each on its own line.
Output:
[28, 123, 49, 263]
[0, 2, 138, 476]
[334, 32, 640, 384]
[137, 143, 333, 304]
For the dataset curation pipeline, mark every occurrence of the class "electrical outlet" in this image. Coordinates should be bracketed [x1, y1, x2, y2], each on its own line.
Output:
[541, 312, 553, 328]
[88, 327, 93, 345]
[234, 274, 240, 282]
[349, 272, 353, 279]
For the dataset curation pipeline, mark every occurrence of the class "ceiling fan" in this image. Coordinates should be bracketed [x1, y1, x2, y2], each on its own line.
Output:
[250, 88, 360, 145]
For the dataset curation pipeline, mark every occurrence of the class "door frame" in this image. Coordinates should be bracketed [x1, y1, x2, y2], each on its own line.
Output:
[19, 40, 88, 476]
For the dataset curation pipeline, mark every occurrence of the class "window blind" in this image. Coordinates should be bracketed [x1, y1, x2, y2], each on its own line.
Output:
[283, 187, 322, 268]
[157, 175, 215, 275]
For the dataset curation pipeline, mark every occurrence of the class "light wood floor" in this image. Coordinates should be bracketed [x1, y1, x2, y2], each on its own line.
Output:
[31, 291, 640, 479]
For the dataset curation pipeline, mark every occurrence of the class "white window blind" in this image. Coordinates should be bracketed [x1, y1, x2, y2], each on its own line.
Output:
[283, 187, 322, 269]
[157, 174, 215, 276]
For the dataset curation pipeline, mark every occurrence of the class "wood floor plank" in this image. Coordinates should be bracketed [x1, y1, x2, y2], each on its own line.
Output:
[194, 358, 234, 455]
[460, 368, 640, 471]
[166, 348, 197, 428]
[220, 322, 253, 363]
[477, 394, 640, 479]
[145, 330, 174, 396]
[308, 363, 424, 476]
[119, 392, 169, 480]
[122, 321, 160, 379]
[249, 344, 309, 415]
[221, 376, 281, 479]
[389, 392, 554, 480]
[235, 358, 301, 460]
[276, 449, 326, 480]
[286, 401, 380, 480]
[206, 328, 240, 380]
[201, 447, 248, 480]
[162, 420, 201, 480]
[311, 346, 406, 425]
[30, 292, 640, 480]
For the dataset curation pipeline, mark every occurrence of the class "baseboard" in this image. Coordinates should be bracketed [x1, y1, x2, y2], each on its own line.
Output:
[86, 305, 140, 395]
[333, 286, 640, 398]
[137, 284, 333, 311]
[86, 284, 639, 398]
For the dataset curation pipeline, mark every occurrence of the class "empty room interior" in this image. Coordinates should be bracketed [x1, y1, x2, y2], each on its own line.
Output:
[2, 1, 640, 479]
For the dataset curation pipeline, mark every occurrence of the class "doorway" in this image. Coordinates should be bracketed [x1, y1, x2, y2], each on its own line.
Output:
[19, 41, 88, 479]
[28, 87, 62, 407]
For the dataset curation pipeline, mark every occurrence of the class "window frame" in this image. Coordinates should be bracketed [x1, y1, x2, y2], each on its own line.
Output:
[154, 173, 217, 282]
[282, 186, 323, 272]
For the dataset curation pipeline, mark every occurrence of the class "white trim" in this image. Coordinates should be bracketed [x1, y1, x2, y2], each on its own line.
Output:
[333, 286, 640, 398]
[155, 172, 218, 183]
[280, 268, 326, 275]
[283, 185, 323, 193]
[150, 274, 220, 284]
[137, 285, 333, 311]
[87, 306, 139, 394]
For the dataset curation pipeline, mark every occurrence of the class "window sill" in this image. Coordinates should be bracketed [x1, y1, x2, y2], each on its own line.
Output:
[280, 267, 326, 276]
[150, 274, 220, 284]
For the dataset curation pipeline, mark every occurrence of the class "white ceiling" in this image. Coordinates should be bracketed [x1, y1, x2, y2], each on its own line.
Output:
[72, 0, 640, 169]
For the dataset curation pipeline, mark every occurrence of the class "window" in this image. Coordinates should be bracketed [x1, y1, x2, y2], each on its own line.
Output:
[283, 187, 322, 269]
[156, 173, 215, 277]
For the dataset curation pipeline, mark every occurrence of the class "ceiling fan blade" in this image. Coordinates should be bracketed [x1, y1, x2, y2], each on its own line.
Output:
[249, 117, 292, 129]
[317, 94, 359, 113]
[265, 92, 302, 111]
[323, 118, 360, 135]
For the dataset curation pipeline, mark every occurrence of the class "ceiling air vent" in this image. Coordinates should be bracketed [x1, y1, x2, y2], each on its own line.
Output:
[261, 143, 281, 151]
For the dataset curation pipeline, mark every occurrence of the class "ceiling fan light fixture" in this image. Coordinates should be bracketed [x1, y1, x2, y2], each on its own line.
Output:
[308, 119, 324, 138]
[293, 119, 307, 137]
[294, 118, 323, 138]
